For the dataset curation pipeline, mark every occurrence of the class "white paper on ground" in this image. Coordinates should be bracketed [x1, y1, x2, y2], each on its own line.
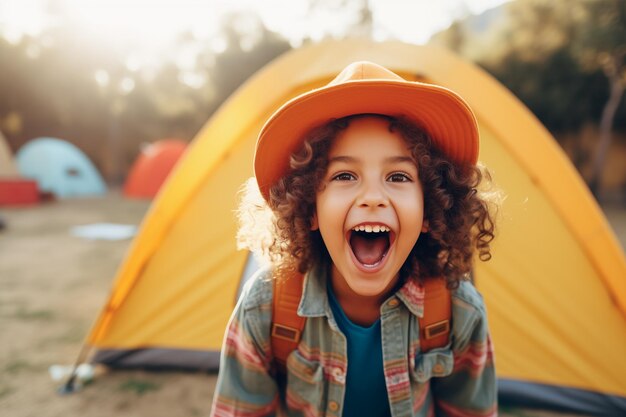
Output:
[70, 223, 137, 240]
[49, 363, 95, 382]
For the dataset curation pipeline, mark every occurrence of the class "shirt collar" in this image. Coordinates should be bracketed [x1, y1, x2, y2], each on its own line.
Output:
[396, 278, 425, 318]
[298, 262, 426, 318]
[298, 262, 330, 317]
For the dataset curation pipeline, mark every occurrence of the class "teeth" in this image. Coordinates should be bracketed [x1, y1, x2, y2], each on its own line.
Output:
[352, 225, 390, 233]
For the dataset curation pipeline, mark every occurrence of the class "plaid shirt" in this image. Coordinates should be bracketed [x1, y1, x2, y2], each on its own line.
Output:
[211, 264, 497, 417]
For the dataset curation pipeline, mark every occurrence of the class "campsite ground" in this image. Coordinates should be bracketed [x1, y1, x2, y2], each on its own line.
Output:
[1, 191, 624, 417]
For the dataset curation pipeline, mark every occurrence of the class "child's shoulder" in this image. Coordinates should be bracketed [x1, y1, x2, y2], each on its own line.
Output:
[450, 280, 487, 316]
[239, 266, 275, 310]
[448, 280, 490, 343]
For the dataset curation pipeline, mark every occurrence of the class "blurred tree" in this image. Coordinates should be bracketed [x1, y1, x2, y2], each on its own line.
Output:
[0, 26, 115, 171]
[432, 0, 626, 196]
[438, 21, 466, 54]
[0, 7, 292, 184]
[208, 12, 291, 115]
[475, 0, 607, 136]
[574, 0, 626, 195]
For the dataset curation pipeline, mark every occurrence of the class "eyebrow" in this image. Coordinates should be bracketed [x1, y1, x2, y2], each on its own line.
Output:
[328, 155, 415, 164]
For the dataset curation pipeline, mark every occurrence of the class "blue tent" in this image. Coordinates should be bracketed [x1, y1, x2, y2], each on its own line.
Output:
[16, 138, 107, 198]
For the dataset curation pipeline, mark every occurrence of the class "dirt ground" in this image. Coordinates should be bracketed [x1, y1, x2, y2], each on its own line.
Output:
[1, 191, 624, 417]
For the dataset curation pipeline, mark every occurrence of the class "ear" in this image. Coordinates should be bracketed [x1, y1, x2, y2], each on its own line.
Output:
[310, 212, 319, 231]
[421, 219, 429, 233]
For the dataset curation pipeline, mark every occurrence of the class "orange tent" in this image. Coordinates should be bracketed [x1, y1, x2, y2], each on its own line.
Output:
[123, 140, 187, 199]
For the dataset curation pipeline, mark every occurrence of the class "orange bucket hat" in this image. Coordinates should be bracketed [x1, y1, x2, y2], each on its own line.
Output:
[254, 61, 479, 201]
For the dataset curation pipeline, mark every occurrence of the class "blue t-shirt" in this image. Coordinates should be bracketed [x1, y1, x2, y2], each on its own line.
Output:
[327, 284, 391, 417]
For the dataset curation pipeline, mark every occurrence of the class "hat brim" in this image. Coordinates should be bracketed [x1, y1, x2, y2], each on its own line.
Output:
[254, 79, 478, 201]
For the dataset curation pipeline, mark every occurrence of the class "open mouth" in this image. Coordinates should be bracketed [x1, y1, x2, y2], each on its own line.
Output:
[349, 225, 392, 267]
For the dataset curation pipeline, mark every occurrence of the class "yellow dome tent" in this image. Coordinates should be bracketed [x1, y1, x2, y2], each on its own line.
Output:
[77, 40, 626, 414]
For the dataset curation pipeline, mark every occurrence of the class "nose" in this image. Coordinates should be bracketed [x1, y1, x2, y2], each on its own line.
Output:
[357, 179, 388, 208]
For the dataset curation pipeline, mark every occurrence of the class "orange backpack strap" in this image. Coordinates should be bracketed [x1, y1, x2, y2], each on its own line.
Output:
[270, 274, 451, 372]
[418, 278, 452, 352]
[271, 271, 306, 373]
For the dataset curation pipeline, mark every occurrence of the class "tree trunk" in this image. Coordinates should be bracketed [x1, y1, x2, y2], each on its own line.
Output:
[588, 65, 624, 198]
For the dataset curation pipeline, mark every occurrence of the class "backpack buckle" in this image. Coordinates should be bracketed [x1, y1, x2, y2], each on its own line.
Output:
[424, 320, 450, 340]
[272, 323, 301, 342]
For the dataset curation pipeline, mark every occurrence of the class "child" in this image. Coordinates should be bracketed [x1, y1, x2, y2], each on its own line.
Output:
[211, 61, 497, 417]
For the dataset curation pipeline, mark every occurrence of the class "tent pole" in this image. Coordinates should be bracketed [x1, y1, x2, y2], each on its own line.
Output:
[58, 343, 93, 395]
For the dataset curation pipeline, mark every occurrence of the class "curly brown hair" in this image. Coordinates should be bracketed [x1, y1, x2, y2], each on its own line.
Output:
[237, 114, 497, 288]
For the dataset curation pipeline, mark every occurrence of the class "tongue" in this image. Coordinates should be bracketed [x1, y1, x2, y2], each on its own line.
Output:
[350, 233, 389, 265]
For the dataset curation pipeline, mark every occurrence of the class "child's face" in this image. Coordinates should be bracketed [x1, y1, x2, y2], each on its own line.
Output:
[313, 116, 426, 298]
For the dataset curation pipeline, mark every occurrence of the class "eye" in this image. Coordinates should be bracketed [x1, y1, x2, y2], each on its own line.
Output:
[387, 172, 412, 182]
[331, 172, 356, 181]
